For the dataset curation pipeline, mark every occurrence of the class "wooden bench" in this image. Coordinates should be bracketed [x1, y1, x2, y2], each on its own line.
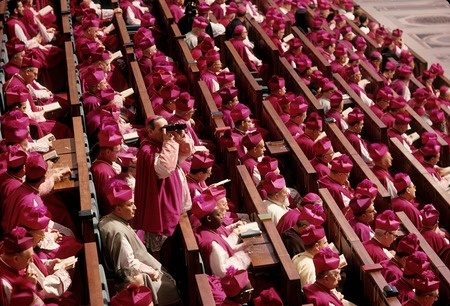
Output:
[388, 137, 450, 230]
[129, 61, 154, 122]
[65, 41, 81, 117]
[278, 56, 324, 116]
[333, 73, 388, 144]
[396, 211, 450, 304]
[154, 0, 174, 36]
[195, 274, 216, 306]
[261, 100, 318, 195]
[323, 121, 391, 212]
[236, 165, 302, 305]
[179, 212, 202, 306]
[169, 23, 200, 95]
[319, 188, 403, 306]
[60, 0, 72, 41]
[112, 12, 135, 63]
[291, 26, 332, 78]
[223, 41, 263, 116]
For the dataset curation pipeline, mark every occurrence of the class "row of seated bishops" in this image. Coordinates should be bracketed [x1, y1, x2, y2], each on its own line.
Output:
[2, 0, 448, 305]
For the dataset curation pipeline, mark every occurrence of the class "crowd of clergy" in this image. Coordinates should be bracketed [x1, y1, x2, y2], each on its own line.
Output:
[0, 0, 449, 304]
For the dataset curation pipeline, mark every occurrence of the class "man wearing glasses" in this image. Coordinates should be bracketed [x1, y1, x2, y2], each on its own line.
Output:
[363, 210, 400, 263]
[391, 173, 422, 230]
[403, 270, 440, 306]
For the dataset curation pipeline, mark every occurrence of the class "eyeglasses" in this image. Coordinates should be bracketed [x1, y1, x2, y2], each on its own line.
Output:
[388, 231, 398, 238]
[240, 287, 254, 295]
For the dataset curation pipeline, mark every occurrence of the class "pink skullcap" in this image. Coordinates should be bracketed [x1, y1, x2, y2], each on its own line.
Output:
[242, 131, 263, 149]
[368, 143, 388, 160]
[217, 71, 235, 85]
[305, 112, 323, 130]
[421, 70, 436, 80]
[318, 0, 331, 10]
[205, 49, 221, 64]
[199, 36, 215, 53]
[268, 75, 286, 91]
[84, 66, 105, 86]
[345, 65, 360, 79]
[300, 224, 326, 245]
[226, 2, 238, 14]
[98, 125, 123, 147]
[390, 96, 407, 109]
[334, 43, 348, 57]
[221, 267, 249, 297]
[253, 287, 283, 306]
[430, 63, 444, 76]
[118, 147, 138, 167]
[396, 233, 419, 255]
[355, 36, 367, 50]
[393, 172, 412, 192]
[301, 193, 322, 205]
[19, 200, 50, 230]
[349, 195, 372, 215]
[397, 64, 413, 77]
[404, 251, 430, 276]
[160, 83, 181, 101]
[219, 87, 238, 101]
[202, 186, 227, 201]
[347, 107, 364, 125]
[237, 5, 246, 14]
[6, 37, 25, 56]
[25, 152, 47, 180]
[191, 150, 215, 169]
[234, 25, 245, 35]
[299, 204, 326, 225]
[5, 85, 29, 106]
[294, 54, 312, 73]
[106, 180, 133, 206]
[349, 53, 360, 62]
[278, 92, 295, 106]
[414, 271, 440, 293]
[193, 16, 208, 29]
[383, 35, 393, 47]
[141, 12, 156, 27]
[133, 27, 153, 45]
[370, 51, 382, 61]
[91, 48, 111, 62]
[310, 70, 324, 83]
[313, 137, 332, 155]
[334, 14, 345, 22]
[425, 96, 441, 111]
[344, 0, 354, 10]
[313, 247, 340, 273]
[110, 284, 153, 306]
[322, 81, 336, 92]
[262, 172, 286, 194]
[257, 156, 278, 176]
[330, 89, 343, 107]
[375, 27, 387, 38]
[273, 21, 286, 31]
[138, 36, 155, 50]
[289, 96, 308, 116]
[421, 139, 440, 156]
[323, 35, 337, 47]
[289, 38, 302, 49]
[340, 26, 353, 36]
[384, 62, 397, 71]
[330, 154, 353, 173]
[151, 72, 175, 89]
[376, 87, 393, 101]
[99, 88, 116, 105]
[399, 51, 414, 65]
[312, 16, 323, 29]
[7, 144, 27, 168]
[82, 14, 100, 29]
[413, 88, 431, 101]
[420, 204, 440, 227]
[192, 194, 217, 219]
[421, 132, 437, 145]
[21, 52, 41, 68]
[3, 227, 34, 254]
[231, 104, 250, 122]
[175, 92, 195, 112]
[196, 2, 211, 15]
[356, 179, 378, 198]
[375, 209, 400, 231]
[394, 112, 411, 125]
[392, 28, 402, 38]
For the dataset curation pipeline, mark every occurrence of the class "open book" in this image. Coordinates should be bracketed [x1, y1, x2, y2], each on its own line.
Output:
[42, 102, 62, 113]
[239, 222, 262, 238]
[28, 262, 45, 286]
[54, 256, 78, 270]
[123, 131, 139, 142]
[37, 133, 56, 144]
[38, 5, 53, 16]
[110, 50, 123, 62]
[43, 150, 59, 162]
[120, 88, 135, 99]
